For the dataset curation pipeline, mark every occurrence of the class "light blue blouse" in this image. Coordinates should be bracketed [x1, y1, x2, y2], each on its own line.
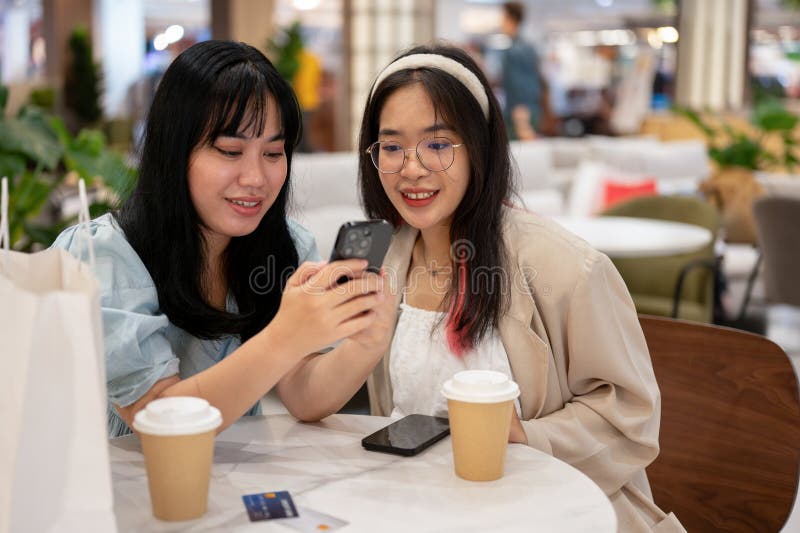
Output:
[52, 213, 321, 437]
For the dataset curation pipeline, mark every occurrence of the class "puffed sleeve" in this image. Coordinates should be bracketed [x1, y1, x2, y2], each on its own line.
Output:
[288, 218, 322, 263]
[520, 252, 661, 496]
[51, 215, 180, 408]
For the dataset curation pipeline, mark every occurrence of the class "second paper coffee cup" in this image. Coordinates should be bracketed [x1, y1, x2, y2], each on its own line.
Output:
[133, 396, 222, 521]
[442, 370, 520, 481]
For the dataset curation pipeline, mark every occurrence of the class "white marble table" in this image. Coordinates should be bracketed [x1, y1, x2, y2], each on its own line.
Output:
[109, 414, 616, 532]
[553, 216, 713, 258]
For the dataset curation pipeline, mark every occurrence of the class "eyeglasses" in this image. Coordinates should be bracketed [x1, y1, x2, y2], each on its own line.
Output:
[366, 137, 464, 174]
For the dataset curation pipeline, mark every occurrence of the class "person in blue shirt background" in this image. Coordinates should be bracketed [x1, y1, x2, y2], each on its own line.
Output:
[53, 40, 395, 437]
[501, 1, 543, 140]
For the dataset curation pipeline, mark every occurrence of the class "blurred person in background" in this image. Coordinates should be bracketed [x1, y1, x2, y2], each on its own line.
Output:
[500, 1, 543, 140]
[294, 47, 322, 152]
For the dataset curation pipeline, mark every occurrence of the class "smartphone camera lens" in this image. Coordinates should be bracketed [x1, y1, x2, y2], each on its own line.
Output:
[343, 246, 354, 256]
[363, 227, 371, 236]
[348, 231, 359, 242]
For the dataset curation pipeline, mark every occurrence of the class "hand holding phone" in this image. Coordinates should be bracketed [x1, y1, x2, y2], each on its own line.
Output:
[362, 414, 450, 456]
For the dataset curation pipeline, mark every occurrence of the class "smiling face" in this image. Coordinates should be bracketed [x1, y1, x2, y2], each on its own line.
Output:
[376, 83, 470, 232]
[187, 96, 287, 252]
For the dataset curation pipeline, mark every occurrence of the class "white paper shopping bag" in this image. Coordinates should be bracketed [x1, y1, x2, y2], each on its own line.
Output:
[0, 178, 116, 533]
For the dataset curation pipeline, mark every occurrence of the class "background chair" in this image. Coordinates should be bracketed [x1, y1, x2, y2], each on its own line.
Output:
[753, 196, 800, 308]
[640, 315, 800, 532]
[601, 195, 720, 323]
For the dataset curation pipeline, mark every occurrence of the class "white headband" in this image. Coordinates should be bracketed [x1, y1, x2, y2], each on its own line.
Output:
[370, 53, 490, 119]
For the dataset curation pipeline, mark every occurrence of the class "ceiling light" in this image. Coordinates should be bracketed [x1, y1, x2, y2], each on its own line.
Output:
[657, 26, 678, 44]
[647, 30, 663, 49]
[293, 0, 321, 10]
[165, 25, 185, 44]
[153, 34, 169, 51]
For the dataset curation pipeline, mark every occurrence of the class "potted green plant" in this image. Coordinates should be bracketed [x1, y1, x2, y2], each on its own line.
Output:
[0, 84, 135, 251]
[749, 100, 800, 198]
[63, 26, 103, 133]
[267, 21, 304, 84]
[678, 100, 799, 242]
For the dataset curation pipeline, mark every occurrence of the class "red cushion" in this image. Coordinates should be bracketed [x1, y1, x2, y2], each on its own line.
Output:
[602, 179, 658, 210]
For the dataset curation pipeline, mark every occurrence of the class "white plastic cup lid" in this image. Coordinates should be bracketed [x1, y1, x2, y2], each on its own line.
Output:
[133, 397, 222, 436]
[442, 370, 520, 404]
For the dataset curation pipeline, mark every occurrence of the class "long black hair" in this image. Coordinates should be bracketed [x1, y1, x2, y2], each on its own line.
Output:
[358, 44, 514, 353]
[117, 40, 303, 342]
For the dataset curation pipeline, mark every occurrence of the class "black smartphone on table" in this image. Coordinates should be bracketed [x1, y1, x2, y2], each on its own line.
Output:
[362, 414, 451, 457]
[329, 220, 393, 273]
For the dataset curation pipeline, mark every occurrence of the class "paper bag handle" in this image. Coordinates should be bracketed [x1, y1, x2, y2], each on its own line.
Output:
[0, 177, 95, 271]
[75, 179, 96, 271]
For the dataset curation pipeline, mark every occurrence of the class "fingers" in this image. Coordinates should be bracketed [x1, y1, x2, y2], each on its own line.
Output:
[287, 261, 327, 287]
[329, 272, 385, 307]
[334, 293, 383, 324]
[336, 310, 378, 339]
[306, 259, 369, 291]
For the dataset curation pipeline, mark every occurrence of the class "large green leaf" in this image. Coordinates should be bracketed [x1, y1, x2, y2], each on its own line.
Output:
[0, 85, 8, 114]
[710, 137, 762, 169]
[72, 128, 105, 156]
[752, 100, 800, 132]
[47, 115, 72, 146]
[63, 144, 100, 181]
[675, 107, 716, 137]
[88, 201, 115, 218]
[0, 153, 26, 179]
[61, 127, 136, 199]
[9, 170, 53, 216]
[5, 170, 55, 249]
[90, 150, 137, 199]
[0, 114, 62, 170]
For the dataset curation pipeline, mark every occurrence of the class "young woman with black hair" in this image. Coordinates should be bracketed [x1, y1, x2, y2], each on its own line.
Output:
[284, 45, 684, 532]
[53, 40, 393, 438]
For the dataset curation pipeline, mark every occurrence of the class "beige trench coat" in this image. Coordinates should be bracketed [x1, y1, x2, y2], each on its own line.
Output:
[367, 207, 685, 532]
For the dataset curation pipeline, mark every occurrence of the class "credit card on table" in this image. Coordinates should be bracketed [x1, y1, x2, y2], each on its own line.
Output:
[242, 491, 298, 521]
[281, 507, 349, 532]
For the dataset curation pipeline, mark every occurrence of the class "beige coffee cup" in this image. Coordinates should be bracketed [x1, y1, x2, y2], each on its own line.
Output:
[133, 397, 222, 521]
[442, 370, 520, 481]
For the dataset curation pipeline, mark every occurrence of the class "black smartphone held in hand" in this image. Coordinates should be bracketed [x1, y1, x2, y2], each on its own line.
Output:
[329, 220, 393, 273]
[362, 414, 450, 457]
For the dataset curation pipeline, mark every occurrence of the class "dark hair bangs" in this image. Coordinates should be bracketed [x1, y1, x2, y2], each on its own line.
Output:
[199, 62, 301, 152]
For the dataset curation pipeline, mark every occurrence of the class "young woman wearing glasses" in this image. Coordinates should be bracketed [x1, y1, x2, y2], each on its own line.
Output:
[283, 44, 684, 532]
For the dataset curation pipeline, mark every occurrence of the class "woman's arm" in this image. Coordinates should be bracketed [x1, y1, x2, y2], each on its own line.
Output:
[276, 339, 383, 422]
[277, 269, 397, 421]
[515, 253, 661, 496]
[116, 259, 384, 434]
[115, 320, 304, 433]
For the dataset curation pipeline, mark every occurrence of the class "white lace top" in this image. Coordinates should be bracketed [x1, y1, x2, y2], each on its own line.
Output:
[389, 298, 521, 420]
